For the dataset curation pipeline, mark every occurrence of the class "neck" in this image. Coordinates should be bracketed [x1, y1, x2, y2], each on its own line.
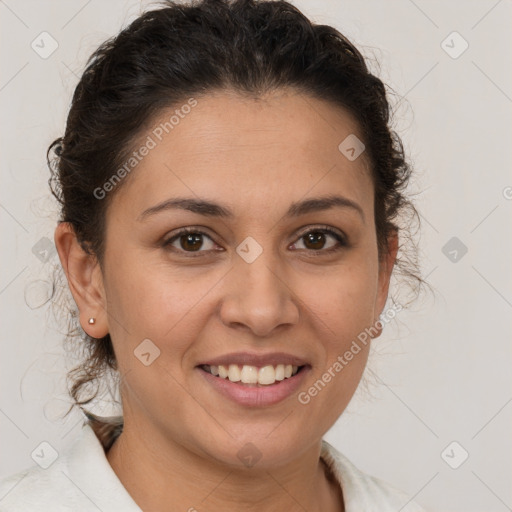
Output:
[105, 419, 344, 512]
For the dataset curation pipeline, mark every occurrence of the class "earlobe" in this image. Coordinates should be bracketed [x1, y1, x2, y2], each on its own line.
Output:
[54, 222, 109, 338]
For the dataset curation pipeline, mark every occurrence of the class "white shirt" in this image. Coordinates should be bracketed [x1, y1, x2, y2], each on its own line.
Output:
[0, 422, 426, 511]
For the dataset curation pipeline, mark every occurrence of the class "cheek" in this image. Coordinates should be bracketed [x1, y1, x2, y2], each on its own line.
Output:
[104, 257, 220, 357]
[300, 259, 379, 342]
[293, 262, 377, 423]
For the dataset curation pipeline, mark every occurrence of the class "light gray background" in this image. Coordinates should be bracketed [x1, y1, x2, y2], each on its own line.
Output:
[1, 1, 511, 511]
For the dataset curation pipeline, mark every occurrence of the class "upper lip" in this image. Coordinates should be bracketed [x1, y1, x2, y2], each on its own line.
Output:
[198, 352, 309, 368]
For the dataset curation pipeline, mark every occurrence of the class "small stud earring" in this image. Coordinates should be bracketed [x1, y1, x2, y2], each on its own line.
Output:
[88, 318, 96, 325]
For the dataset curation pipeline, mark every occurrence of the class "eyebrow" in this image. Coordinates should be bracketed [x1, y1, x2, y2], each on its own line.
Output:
[137, 194, 365, 223]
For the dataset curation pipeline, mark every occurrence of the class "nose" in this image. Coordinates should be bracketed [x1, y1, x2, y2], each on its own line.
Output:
[219, 250, 300, 337]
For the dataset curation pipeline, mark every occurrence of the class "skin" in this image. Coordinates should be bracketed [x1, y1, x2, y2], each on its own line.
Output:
[55, 88, 397, 512]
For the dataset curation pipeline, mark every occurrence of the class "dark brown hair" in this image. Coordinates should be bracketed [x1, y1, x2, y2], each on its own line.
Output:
[48, 0, 422, 446]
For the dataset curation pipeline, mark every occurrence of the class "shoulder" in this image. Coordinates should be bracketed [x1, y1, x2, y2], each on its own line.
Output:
[0, 422, 140, 512]
[0, 454, 79, 511]
[320, 439, 427, 512]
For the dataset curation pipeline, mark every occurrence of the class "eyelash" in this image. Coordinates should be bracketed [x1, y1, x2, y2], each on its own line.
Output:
[162, 225, 348, 258]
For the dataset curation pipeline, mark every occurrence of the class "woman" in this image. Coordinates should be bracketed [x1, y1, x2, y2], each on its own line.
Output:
[0, 0, 426, 510]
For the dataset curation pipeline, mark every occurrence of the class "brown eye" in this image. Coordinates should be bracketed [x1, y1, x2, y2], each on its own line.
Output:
[164, 229, 217, 254]
[303, 231, 328, 250]
[291, 227, 347, 254]
[179, 233, 204, 252]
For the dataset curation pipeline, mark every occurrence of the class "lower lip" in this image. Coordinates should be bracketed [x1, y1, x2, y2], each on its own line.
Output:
[197, 366, 310, 407]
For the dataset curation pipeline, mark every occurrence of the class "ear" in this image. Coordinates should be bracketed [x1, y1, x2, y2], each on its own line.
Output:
[372, 228, 399, 338]
[54, 222, 109, 338]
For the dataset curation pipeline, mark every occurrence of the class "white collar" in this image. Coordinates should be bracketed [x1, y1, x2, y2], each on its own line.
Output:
[0, 421, 424, 511]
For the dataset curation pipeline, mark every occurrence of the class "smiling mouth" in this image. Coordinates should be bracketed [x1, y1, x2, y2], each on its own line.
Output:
[199, 364, 306, 386]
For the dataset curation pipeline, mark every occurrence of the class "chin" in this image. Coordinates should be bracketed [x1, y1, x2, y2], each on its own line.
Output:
[200, 430, 316, 471]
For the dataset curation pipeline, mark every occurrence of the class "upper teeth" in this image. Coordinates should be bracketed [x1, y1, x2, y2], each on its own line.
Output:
[207, 364, 299, 385]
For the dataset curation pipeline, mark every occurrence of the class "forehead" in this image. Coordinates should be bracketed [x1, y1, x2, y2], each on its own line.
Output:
[110, 88, 373, 222]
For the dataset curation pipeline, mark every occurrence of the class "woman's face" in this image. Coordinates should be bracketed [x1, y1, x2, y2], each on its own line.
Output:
[99, 88, 395, 468]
